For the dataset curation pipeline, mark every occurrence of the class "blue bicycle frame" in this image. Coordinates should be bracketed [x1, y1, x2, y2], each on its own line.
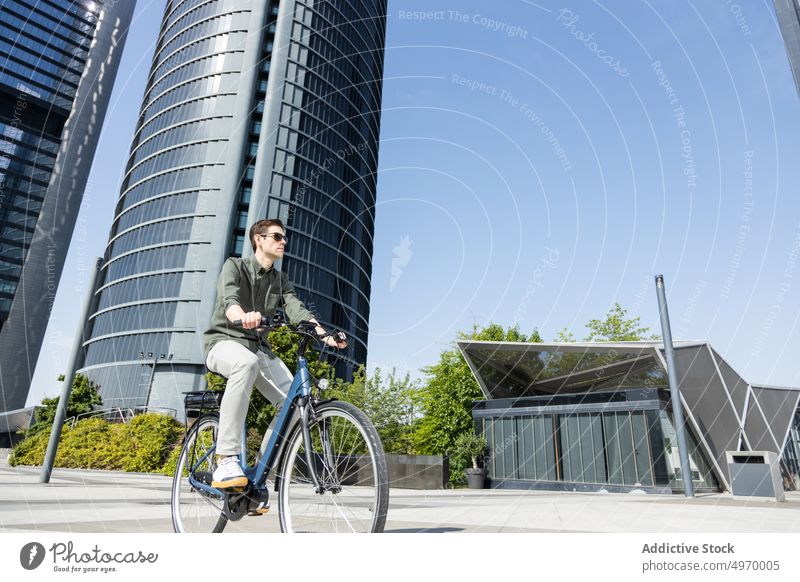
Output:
[187, 355, 313, 499]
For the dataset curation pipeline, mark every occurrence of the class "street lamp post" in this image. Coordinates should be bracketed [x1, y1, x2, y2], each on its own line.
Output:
[655, 274, 694, 498]
[139, 351, 173, 412]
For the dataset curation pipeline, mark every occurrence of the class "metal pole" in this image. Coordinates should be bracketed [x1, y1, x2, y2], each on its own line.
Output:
[144, 354, 159, 412]
[40, 258, 103, 483]
[655, 274, 695, 497]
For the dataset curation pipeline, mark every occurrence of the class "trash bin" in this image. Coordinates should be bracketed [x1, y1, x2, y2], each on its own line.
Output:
[725, 451, 785, 501]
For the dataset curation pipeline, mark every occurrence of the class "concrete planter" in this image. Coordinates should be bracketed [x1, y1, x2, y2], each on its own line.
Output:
[465, 468, 486, 489]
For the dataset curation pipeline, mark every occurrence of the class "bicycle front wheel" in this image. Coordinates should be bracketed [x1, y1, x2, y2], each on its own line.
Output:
[171, 413, 228, 533]
[277, 401, 389, 533]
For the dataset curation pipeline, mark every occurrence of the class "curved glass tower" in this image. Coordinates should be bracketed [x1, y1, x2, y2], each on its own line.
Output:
[79, 0, 387, 416]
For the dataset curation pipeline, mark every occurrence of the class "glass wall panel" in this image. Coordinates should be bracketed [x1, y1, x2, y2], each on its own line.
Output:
[617, 413, 637, 485]
[478, 400, 715, 490]
[658, 410, 719, 489]
[111, 216, 211, 256]
[604, 413, 623, 485]
[496, 417, 509, 479]
[487, 414, 566, 483]
[583, 414, 607, 484]
[782, 410, 800, 489]
[97, 272, 189, 310]
[538, 416, 557, 480]
[115, 192, 200, 232]
[91, 302, 179, 336]
[84, 332, 173, 367]
[160, 13, 241, 58]
[146, 73, 238, 120]
[631, 412, 654, 486]
[560, 415, 581, 482]
[647, 409, 671, 485]
[134, 117, 232, 162]
[83, 364, 147, 410]
[516, 417, 535, 480]
[105, 244, 191, 282]
[140, 93, 237, 137]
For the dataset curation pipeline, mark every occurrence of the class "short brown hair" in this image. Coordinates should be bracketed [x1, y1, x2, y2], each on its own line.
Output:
[249, 218, 285, 251]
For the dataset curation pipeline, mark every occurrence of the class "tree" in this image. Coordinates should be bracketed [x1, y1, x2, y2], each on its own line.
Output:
[265, 326, 335, 380]
[28, 374, 102, 436]
[554, 328, 576, 342]
[411, 323, 540, 458]
[584, 302, 659, 342]
[329, 367, 417, 454]
[453, 431, 488, 470]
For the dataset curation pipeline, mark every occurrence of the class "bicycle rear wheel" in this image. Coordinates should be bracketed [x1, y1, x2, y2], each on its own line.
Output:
[171, 413, 228, 533]
[277, 401, 389, 533]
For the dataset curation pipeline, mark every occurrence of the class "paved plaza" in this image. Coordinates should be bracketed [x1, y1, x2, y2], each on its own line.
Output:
[2, 457, 799, 533]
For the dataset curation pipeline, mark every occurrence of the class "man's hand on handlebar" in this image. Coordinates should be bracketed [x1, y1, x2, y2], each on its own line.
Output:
[230, 313, 348, 350]
[239, 311, 263, 330]
[317, 327, 348, 350]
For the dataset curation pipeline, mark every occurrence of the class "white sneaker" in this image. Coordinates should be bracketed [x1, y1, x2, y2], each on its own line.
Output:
[211, 456, 248, 489]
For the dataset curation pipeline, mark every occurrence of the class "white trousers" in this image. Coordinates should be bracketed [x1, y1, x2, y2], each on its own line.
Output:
[205, 340, 294, 456]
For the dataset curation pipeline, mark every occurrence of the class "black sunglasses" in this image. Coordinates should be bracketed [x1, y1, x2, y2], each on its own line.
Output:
[259, 232, 288, 243]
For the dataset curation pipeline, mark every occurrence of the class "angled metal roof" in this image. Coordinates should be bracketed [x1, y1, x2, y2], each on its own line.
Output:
[457, 340, 800, 491]
[0, 406, 38, 434]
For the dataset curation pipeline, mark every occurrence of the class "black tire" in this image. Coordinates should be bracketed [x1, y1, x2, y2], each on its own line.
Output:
[171, 413, 228, 533]
[277, 401, 389, 533]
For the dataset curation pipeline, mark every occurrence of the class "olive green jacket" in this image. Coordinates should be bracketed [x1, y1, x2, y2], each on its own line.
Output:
[202, 255, 315, 359]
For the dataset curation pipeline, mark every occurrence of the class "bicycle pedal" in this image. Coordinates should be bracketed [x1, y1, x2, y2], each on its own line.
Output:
[247, 503, 270, 516]
[218, 485, 248, 494]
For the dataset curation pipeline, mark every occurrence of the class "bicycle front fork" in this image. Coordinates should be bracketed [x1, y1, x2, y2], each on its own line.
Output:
[299, 402, 341, 494]
[298, 402, 325, 493]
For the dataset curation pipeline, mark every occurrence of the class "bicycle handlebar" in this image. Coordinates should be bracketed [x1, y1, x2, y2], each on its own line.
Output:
[230, 317, 347, 346]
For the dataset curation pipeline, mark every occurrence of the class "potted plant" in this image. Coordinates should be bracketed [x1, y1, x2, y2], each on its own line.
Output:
[454, 431, 488, 489]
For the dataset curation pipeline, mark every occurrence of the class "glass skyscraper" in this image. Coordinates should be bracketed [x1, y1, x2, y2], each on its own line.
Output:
[78, 0, 388, 416]
[0, 0, 136, 412]
[775, 0, 800, 96]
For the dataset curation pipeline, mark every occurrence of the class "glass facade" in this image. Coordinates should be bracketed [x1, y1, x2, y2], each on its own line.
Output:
[1, 0, 134, 413]
[261, 0, 387, 378]
[476, 389, 718, 492]
[79, 0, 388, 416]
[0, 0, 99, 329]
[774, 0, 800, 97]
[782, 409, 800, 489]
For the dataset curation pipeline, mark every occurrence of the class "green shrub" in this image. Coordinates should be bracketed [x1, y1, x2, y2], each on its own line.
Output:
[27, 374, 102, 438]
[8, 429, 49, 466]
[57, 418, 123, 469]
[157, 437, 184, 476]
[121, 414, 183, 472]
[9, 414, 184, 474]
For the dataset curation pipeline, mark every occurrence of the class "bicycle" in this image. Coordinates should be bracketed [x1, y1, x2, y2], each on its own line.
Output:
[170, 316, 389, 533]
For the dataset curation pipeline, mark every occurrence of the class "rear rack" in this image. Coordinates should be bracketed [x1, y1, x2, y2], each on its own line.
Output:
[183, 390, 225, 419]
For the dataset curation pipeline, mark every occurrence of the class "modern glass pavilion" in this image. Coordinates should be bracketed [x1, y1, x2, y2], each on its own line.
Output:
[458, 341, 800, 493]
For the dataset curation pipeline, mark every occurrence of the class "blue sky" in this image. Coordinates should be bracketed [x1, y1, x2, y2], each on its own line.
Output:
[28, 0, 800, 405]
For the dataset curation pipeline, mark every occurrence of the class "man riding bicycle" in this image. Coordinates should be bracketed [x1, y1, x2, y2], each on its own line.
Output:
[202, 218, 347, 490]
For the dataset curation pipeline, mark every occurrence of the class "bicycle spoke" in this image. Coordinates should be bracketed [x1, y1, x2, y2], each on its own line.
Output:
[278, 402, 388, 533]
[171, 415, 227, 533]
